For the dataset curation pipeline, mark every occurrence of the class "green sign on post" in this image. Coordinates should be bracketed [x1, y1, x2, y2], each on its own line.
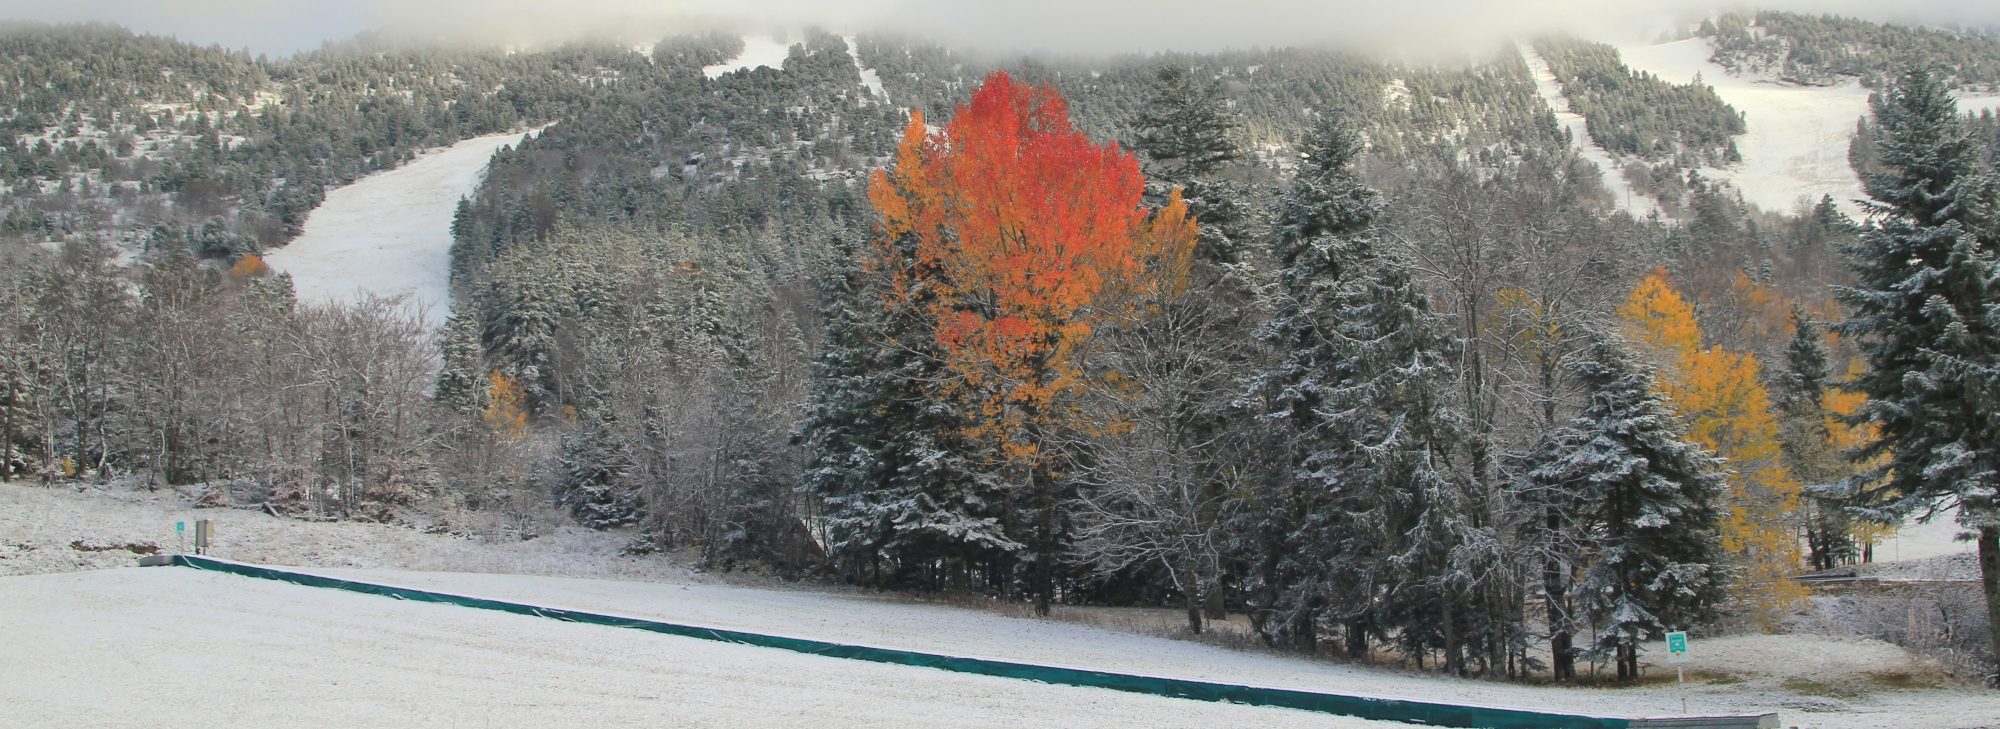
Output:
[1666, 631, 1689, 662]
[1665, 630, 1691, 715]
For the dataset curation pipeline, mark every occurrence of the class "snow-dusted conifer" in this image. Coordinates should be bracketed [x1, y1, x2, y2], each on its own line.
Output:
[1529, 335, 1728, 681]
[1834, 67, 2000, 679]
[435, 309, 486, 415]
[799, 235, 1013, 587]
[1243, 119, 1468, 659]
[1133, 64, 1253, 263]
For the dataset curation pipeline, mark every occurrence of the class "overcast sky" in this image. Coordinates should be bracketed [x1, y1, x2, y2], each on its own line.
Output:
[4, 0, 1999, 57]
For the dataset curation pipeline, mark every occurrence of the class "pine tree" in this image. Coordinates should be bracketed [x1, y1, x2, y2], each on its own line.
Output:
[1528, 335, 1729, 682]
[1134, 66, 1240, 179]
[799, 234, 1015, 588]
[1244, 118, 1468, 661]
[556, 409, 639, 529]
[435, 309, 486, 415]
[1133, 64, 1252, 264]
[1775, 311, 1857, 570]
[1835, 66, 2000, 681]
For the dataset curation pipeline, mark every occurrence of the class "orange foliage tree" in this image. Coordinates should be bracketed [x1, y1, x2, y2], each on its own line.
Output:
[482, 370, 528, 441]
[229, 253, 271, 278]
[868, 71, 1198, 614]
[1619, 269, 1805, 625]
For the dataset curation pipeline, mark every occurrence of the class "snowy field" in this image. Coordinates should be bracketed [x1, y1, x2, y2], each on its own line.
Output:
[0, 568, 1405, 729]
[1520, 44, 1665, 219]
[6, 483, 1996, 729]
[263, 129, 537, 330]
[704, 35, 797, 80]
[1614, 37, 2000, 219]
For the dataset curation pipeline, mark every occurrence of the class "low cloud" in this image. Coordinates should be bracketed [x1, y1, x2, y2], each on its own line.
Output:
[4, 0, 1999, 57]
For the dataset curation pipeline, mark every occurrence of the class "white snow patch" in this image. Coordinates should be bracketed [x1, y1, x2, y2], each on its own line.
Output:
[844, 35, 889, 104]
[0, 567, 1398, 729]
[1519, 44, 1664, 219]
[704, 35, 796, 80]
[263, 129, 537, 331]
[1872, 504, 1976, 564]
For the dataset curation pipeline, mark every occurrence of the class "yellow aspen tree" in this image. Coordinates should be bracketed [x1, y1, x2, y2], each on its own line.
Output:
[1619, 270, 1806, 625]
[483, 371, 528, 441]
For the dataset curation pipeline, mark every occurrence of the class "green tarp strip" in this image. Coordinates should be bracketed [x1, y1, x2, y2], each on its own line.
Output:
[170, 555, 1637, 729]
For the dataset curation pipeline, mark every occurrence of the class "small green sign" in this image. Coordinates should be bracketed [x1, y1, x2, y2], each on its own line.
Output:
[176, 521, 185, 533]
[1665, 631, 1689, 663]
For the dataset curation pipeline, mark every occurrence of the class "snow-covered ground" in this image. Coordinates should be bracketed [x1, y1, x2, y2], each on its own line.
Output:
[263, 129, 537, 330]
[703, 35, 797, 80]
[845, 35, 889, 104]
[1518, 44, 1664, 220]
[1873, 505, 1976, 564]
[0, 567, 1400, 729]
[6, 482, 1993, 729]
[1614, 37, 2000, 219]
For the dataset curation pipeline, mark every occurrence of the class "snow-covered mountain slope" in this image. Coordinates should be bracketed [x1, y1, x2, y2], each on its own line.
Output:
[703, 35, 796, 79]
[1615, 37, 2000, 218]
[1519, 43, 1664, 219]
[263, 129, 536, 330]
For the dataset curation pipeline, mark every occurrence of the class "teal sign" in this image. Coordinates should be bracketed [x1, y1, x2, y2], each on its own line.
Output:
[176, 521, 185, 533]
[1665, 631, 1689, 663]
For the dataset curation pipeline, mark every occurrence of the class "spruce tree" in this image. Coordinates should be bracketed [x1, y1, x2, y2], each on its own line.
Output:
[1134, 65, 1240, 179]
[799, 235, 1014, 587]
[435, 309, 486, 415]
[556, 409, 640, 529]
[1775, 311, 1855, 570]
[1133, 64, 1252, 264]
[1835, 66, 2000, 681]
[1528, 335, 1728, 682]
[1244, 119, 1468, 660]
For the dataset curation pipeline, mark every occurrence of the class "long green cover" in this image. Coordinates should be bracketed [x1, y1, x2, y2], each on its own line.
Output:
[169, 554, 1636, 728]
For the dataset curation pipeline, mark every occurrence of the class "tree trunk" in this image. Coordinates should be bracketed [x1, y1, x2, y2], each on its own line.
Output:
[1979, 524, 1999, 688]
[1185, 587, 1203, 634]
[1292, 607, 1317, 653]
[1033, 463, 1055, 617]
[1345, 618, 1369, 661]
[1442, 586, 1464, 676]
[1551, 630, 1574, 682]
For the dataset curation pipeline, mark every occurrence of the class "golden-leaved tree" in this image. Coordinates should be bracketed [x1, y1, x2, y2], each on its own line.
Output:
[1619, 269, 1805, 624]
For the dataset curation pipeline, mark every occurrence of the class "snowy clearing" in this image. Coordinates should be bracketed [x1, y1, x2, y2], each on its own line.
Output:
[263, 129, 537, 330]
[6, 483, 1994, 729]
[703, 35, 797, 80]
[1518, 44, 1664, 220]
[1614, 37, 2000, 219]
[846, 35, 889, 103]
[1872, 503, 1977, 564]
[0, 567, 1397, 729]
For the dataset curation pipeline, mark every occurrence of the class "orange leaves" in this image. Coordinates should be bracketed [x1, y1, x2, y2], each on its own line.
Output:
[1617, 268, 1700, 355]
[229, 253, 271, 278]
[1618, 270, 1805, 624]
[483, 370, 528, 440]
[868, 72, 1198, 464]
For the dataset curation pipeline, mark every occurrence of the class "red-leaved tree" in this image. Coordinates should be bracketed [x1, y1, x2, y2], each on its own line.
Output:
[869, 71, 1197, 614]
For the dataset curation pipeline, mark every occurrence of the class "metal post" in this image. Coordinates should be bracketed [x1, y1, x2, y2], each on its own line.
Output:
[1677, 665, 1686, 715]
[194, 519, 212, 556]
